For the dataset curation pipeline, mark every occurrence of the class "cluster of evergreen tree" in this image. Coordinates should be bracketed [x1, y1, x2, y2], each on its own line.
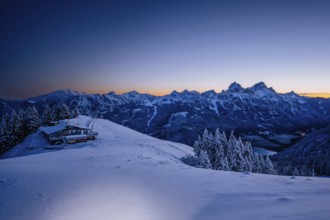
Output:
[183, 129, 277, 175]
[274, 162, 317, 176]
[0, 103, 80, 154]
[273, 156, 330, 176]
[42, 103, 79, 125]
[0, 106, 41, 153]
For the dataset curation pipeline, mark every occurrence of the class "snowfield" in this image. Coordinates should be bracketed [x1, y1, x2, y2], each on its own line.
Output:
[0, 116, 330, 220]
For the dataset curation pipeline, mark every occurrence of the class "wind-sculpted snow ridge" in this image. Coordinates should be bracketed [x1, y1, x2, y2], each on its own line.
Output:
[1, 82, 330, 149]
[1, 116, 330, 220]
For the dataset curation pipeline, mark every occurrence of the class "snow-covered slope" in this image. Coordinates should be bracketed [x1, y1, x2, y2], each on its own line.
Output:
[1, 116, 191, 161]
[1, 116, 330, 220]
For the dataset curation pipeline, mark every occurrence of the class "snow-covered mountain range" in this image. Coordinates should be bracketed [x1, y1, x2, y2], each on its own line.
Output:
[1, 82, 330, 150]
[1, 116, 330, 220]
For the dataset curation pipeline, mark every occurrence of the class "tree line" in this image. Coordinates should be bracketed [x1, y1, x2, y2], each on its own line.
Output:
[0, 103, 80, 154]
[182, 129, 277, 175]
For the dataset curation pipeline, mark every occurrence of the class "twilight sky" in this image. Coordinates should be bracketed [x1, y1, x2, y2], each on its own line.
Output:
[1, 0, 330, 99]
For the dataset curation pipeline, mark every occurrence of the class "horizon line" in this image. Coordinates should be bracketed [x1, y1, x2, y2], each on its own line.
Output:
[3, 88, 330, 100]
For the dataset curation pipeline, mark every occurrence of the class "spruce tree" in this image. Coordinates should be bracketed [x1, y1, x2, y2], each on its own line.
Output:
[252, 153, 262, 173]
[214, 129, 228, 170]
[259, 154, 267, 173]
[26, 106, 41, 133]
[42, 105, 54, 125]
[1, 114, 13, 150]
[191, 129, 278, 175]
[11, 111, 23, 144]
[235, 138, 248, 172]
[71, 107, 80, 118]
[204, 130, 218, 169]
[193, 135, 202, 158]
[18, 108, 29, 137]
[55, 103, 71, 120]
[201, 129, 212, 159]
[264, 155, 277, 175]
[197, 150, 211, 169]
[242, 141, 254, 172]
[0, 117, 6, 152]
[227, 131, 238, 171]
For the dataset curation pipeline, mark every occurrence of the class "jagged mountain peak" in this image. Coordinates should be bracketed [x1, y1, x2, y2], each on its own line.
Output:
[251, 81, 267, 90]
[170, 90, 179, 94]
[244, 82, 277, 96]
[202, 89, 217, 97]
[165, 89, 201, 102]
[106, 91, 117, 96]
[286, 91, 299, 96]
[249, 82, 276, 93]
[227, 82, 243, 92]
[227, 82, 244, 93]
[169, 90, 191, 96]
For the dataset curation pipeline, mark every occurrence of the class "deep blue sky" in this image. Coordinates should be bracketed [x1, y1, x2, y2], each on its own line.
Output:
[1, 0, 330, 99]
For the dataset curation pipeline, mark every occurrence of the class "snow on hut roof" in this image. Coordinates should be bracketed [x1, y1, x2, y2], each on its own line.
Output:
[40, 122, 67, 135]
[66, 121, 90, 130]
[40, 119, 92, 135]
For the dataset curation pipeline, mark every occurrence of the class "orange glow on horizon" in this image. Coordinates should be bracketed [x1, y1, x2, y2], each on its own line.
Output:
[298, 93, 330, 98]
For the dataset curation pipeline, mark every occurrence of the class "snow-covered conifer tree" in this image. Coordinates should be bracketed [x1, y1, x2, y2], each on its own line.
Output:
[232, 138, 246, 172]
[0, 114, 13, 151]
[42, 105, 54, 125]
[17, 108, 29, 137]
[54, 103, 71, 120]
[258, 154, 267, 173]
[193, 135, 202, 158]
[0, 116, 7, 152]
[26, 106, 41, 134]
[11, 111, 23, 145]
[242, 141, 254, 172]
[204, 130, 218, 169]
[252, 153, 262, 173]
[264, 155, 277, 175]
[189, 129, 278, 175]
[214, 129, 229, 170]
[71, 107, 80, 118]
[227, 131, 239, 171]
[197, 149, 211, 169]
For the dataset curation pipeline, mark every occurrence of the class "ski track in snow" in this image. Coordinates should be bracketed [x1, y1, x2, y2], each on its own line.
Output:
[89, 118, 97, 129]
[0, 116, 330, 220]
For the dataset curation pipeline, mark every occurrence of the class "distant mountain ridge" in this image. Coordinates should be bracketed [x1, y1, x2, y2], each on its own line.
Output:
[1, 82, 330, 150]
